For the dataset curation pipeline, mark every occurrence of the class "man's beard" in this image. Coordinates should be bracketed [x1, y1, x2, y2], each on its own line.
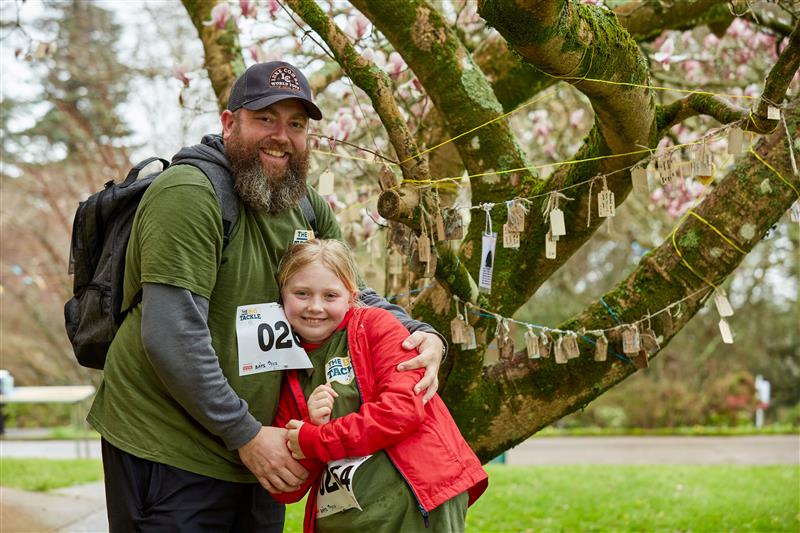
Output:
[225, 127, 309, 214]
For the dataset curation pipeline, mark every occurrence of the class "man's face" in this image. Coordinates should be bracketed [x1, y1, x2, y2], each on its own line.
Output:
[222, 99, 311, 213]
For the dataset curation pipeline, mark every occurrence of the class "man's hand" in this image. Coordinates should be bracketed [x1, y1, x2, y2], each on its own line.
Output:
[238, 426, 308, 493]
[397, 331, 445, 404]
[285, 419, 305, 460]
[308, 384, 338, 425]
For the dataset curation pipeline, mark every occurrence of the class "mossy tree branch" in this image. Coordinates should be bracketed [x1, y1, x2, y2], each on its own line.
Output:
[451, 98, 799, 462]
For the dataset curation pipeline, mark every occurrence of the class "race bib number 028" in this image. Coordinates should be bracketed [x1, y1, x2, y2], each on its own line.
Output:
[236, 303, 313, 376]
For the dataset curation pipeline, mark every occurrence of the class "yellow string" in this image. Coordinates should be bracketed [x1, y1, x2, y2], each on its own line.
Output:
[311, 148, 396, 166]
[398, 89, 558, 165]
[749, 147, 800, 198]
[686, 210, 747, 254]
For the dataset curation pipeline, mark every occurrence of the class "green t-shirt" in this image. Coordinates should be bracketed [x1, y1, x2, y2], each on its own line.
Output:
[300, 329, 467, 532]
[87, 164, 340, 482]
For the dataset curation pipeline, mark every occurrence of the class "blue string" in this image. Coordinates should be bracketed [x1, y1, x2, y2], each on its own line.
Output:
[599, 297, 622, 324]
[385, 284, 436, 302]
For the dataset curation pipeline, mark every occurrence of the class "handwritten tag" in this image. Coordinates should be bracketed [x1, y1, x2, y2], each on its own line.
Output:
[658, 158, 673, 185]
[444, 209, 464, 240]
[435, 213, 446, 241]
[594, 335, 608, 362]
[598, 189, 615, 218]
[525, 329, 540, 359]
[554, 336, 568, 364]
[545, 230, 557, 259]
[539, 333, 551, 358]
[417, 233, 431, 263]
[317, 169, 335, 196]
[550, 208, 566, 237]
[719, 318, 734, 344]
[479, 232, 497, 293]
[633, 349, 649, 369]
[767, 105, 781, 120]
[378, 166, 397, 191]
[451, 315, 466, 344]
[714, 290, 734, 317]
[728, 127, 743, 155]
[641, 328, 660, 355]
[503, 223, 520, 249]
[507, 201, 526, 232]
[622, 325, 640, 354]
[563, 332, 580, 359]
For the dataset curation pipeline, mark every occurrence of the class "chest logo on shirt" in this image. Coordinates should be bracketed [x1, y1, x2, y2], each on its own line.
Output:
[293, 229, 315, 243]
[326, 356, 355, 385]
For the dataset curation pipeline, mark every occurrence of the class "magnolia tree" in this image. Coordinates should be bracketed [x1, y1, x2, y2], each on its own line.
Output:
[178, 0, 800, 460]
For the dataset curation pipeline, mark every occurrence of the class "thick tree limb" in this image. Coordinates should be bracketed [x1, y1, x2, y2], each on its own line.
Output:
[447, 98, 800, 462]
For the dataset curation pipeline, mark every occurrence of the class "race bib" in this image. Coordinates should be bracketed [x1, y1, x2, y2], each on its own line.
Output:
[235, 303, 312, 376]
[317, 455, 371, 518]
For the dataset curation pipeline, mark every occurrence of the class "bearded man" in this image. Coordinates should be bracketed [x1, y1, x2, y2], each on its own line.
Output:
[88, 61, 446, 532]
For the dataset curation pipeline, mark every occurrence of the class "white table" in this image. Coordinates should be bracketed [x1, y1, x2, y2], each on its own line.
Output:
[0, 386, 96, 457]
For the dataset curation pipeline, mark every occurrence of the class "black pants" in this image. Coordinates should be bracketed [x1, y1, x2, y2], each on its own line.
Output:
[102, 439, 285, 532]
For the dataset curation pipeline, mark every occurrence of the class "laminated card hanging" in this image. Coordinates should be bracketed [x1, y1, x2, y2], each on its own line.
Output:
[597, 176, 615, 218]
[714, 289, 734, 317]
[631, 165, 649, 195]
[479, 205, 497, 293]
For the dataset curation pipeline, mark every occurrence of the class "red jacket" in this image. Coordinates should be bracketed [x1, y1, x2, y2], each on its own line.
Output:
[272, 307, 488, 532]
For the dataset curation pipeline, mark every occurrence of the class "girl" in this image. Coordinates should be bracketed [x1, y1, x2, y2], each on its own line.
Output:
[272, 239, 487, 533]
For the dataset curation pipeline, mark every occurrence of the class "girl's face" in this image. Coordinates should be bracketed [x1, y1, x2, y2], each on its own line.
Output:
[281, 263, 355, 343]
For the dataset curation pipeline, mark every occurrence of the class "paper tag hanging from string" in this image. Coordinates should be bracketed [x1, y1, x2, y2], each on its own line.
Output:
[479, 206, 497, 294]
[767, 105, 781, 121]
[695, 142, 714, 185]
[539, 332, 551, 358]
[435, 213, 446, 241]
[317, 169, 335, 196]
[597, 177, 615, 218]
[714, 289, 734, 317]
[462, 306, 477, 350]
[554, 335, 568, 364]
[496, 318, 514, 359]
[622, 325, 640, 354]
[549, 194, 566, 238]
[728, 127, 743, 155]
[545, 230, 557, 259]
[417, 218, 431, 263]
[503, 224, 520, 249]
[563, 332, 580, 359]
[631, 165, 649, 195]
[719, 318, 734, 344]
[641, 328, 660, 355]
[594, 334, 608, 362]
[633, 349, 650, 369]
[525, 327, 540, 359]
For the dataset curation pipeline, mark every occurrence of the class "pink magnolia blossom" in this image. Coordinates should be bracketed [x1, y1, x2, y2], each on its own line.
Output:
[239, 0, 256, 18]
[174, 65, 192, 88]
[203, 3, 231, 29]
[348, 13, 371, 39]
[385, 52, 406, 79]
[653, 37, 687, 71]
[362, 48, 386, 68]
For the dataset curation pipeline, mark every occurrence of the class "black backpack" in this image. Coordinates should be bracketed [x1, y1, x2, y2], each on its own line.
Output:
[64, 157, 318, 370]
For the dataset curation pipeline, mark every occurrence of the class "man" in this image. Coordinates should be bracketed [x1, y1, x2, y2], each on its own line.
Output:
[88, 61, 445, 531]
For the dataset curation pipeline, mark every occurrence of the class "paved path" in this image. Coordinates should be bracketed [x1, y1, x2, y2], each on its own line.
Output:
[1, 435, 797, 532]
[505, 435, 800, 465]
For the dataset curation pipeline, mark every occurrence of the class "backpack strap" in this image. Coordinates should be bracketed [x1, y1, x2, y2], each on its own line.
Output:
[175, 161, 239, 248]
[300, 195, 318, 236]
[121, 157, 170, 187]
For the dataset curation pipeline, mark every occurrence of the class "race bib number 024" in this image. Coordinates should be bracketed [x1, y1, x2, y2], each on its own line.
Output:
[236, 303, 313, 376]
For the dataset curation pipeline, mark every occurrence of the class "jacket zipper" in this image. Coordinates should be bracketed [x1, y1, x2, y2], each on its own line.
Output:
[351, 324, 431, 529]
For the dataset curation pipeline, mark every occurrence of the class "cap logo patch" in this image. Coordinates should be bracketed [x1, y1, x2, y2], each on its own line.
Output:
[269, 67, 301, 92]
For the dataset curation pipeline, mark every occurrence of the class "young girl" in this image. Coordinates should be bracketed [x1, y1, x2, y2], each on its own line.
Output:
[271, 239, 487, 532]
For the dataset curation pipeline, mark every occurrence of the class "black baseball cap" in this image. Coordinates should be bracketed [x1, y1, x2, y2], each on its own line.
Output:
[226, 61, 323, 120]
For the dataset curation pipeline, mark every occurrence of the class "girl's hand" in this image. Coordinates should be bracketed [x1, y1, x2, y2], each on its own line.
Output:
[285, 419, 305, 460]
[308, 383, 338, 425]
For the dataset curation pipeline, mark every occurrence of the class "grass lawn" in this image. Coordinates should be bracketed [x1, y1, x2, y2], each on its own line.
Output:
[1, 461, 797, 531]
[0, 458, 104, 491]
